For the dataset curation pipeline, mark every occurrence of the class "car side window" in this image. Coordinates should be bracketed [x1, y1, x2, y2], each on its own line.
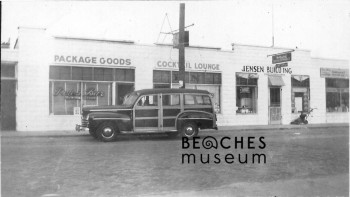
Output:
[195, 96, 204, 105]
[163, 94, 180, 106]
[184, 94, 195, 105]
[203, 95, 212, 105]
[137, 95, 158, 107]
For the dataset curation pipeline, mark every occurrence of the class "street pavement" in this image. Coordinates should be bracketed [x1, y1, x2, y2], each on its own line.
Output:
[1, 125, 349, 197]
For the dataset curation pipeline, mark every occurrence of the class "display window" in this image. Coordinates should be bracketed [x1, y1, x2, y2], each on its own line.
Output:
[153, 70, 221, 113]
[326, 78, 349, 112]
[235, 73, 258, 114]
[291, 75, 310, 113]
[49, 66, 134, 115]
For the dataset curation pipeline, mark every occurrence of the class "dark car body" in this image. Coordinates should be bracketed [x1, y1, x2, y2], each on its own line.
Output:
[76, 88, 217, 141]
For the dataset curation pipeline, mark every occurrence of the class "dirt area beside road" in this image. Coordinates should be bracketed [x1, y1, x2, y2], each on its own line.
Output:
[141, 174, 349, 196]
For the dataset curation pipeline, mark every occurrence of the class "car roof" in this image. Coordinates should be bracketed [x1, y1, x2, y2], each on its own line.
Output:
[134, 88, 210, 95]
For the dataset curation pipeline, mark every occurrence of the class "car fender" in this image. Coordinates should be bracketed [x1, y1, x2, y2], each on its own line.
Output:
[176, 110, 214, 130]
[89, 112, 132, 131]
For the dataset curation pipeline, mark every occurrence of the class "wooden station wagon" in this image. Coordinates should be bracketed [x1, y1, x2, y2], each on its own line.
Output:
[76, 88, 218, 142]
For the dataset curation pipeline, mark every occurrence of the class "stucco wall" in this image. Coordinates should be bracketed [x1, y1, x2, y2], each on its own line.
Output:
[13, 27, 349, 131]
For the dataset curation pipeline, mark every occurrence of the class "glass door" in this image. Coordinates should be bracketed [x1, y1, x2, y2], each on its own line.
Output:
[269, 87, 282, 124]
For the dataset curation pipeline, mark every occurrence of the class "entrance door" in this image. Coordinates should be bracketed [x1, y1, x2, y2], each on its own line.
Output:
[134, 94, 160, 132]
[269, 87, 282, 124]
[1, 80, 17, 131]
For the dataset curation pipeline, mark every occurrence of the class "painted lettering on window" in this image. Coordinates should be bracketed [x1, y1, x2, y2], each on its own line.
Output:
[54, 88, 104, 100]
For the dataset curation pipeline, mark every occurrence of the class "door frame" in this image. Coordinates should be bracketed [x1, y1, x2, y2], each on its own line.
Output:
[133, 94, 161, 132]
[268, 86, 282, 125]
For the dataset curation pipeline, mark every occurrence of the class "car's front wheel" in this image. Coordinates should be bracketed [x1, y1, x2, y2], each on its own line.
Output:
[96, 122, 118, 142]
[182, 122, 198, 138]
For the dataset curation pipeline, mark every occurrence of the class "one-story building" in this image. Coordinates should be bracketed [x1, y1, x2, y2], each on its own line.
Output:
[1, 27, 348, 132]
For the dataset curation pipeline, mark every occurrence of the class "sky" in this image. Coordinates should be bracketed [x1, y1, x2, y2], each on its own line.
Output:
[2, 0, 350, 62]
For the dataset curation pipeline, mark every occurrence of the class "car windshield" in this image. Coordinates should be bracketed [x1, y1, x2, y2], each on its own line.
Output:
[122, 93, 139, 106]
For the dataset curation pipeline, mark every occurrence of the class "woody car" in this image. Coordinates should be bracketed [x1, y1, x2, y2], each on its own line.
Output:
[76, 88, 217, 142]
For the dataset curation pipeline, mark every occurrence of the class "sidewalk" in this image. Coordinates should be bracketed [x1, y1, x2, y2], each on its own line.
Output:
[1, 123, 348, 138]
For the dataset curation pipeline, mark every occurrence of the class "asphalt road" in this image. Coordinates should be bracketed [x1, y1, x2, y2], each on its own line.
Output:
[1, 127, 349, 197]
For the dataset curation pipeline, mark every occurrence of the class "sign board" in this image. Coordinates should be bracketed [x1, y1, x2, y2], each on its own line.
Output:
[275, 63, 288, 68]
[272, 53, 292, 64]
[173, 31, 189, 48]
[74, 107, 81, 115]
[320, 68, 349, 78]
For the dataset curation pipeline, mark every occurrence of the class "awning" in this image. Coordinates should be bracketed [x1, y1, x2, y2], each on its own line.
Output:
[237, 73, 259, 79]
[292, 75, 309, 82]
[268, 76, 285, 86]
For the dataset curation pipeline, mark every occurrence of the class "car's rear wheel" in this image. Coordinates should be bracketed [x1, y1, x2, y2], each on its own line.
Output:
[96, 122, 118, 142]
[182, 122, 198, 138]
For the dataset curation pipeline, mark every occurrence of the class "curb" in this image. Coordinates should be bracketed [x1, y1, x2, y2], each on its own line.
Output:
[1, 124, 348, 138]
[218, 123, 349, 131]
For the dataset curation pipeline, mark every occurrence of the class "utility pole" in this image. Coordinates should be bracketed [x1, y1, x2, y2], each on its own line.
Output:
[271, 3, 275, 47]
[178, 3, 185, 88]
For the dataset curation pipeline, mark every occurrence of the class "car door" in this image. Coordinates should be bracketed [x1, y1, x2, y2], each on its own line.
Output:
[134, 94, 160, 132]
[161, 93, 182, 131]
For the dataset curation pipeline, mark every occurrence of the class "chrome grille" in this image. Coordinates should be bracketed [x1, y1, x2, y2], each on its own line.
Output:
[81, 118, 88, 127]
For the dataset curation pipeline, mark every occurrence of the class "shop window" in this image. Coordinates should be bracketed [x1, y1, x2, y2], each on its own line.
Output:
[50, 66, 71, 80]
[172, 71, 190, 83]
[72, 67, 93, 81]
[190, 72, 205, 84]
[49, 81, 81, 115]
[153, 70, 171, 83]
[291, 75, 310, 113]
[94, 68, 113, 81]
[82, 82, 112, 106]
[49, 66, 134, 115]
[326, 78, 349, 112]
[236, 73, 258, 114]
[115, 68, 134, 82]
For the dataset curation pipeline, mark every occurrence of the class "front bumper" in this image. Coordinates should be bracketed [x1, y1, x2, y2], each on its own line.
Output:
[75, 124, 89, 132]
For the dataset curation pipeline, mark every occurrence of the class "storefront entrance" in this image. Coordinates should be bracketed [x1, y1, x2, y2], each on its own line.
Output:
[1, 80, 17, 131]
[1, 62, 17, 131]
[269, 87, 282, 124]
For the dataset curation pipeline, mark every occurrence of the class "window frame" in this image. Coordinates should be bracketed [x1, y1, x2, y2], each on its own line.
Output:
[291, 75, 310, 113]
[49, 65, 135, 115]
[325, 78, 349, 113]
[235, 72, 259, 114]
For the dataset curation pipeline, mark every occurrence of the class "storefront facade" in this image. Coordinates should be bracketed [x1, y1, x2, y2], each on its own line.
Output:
[2, 27, 348, 132]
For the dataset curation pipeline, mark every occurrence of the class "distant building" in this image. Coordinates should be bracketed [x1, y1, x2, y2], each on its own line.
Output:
[1, 38, 11, 49]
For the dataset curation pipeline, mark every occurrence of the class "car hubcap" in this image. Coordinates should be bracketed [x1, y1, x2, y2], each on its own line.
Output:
[102, 127, 114, 138]
[185, 126, 195, 136]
